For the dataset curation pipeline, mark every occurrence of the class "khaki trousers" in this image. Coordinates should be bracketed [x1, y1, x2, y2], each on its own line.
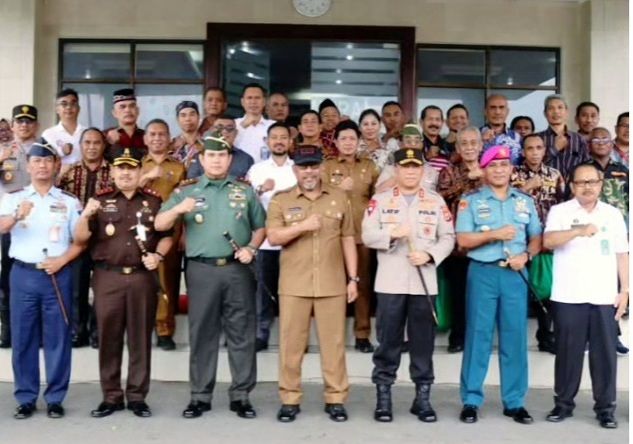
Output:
[353, 244, 372, 339]
[278, 294, 349, 405]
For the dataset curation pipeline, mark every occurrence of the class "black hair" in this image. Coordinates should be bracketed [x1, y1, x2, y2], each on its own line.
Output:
[617, 112, 629, 126]
[521, 133, 544, 149]
[511, 115, 535, 132]
[79, 127, 105, 144]
[447, 103, 469, 119]
[145, 118, 170, 132]
[56, 88, 79, 101]
[267, 121, 291, 136]
[575, 101, 600, 118]
[381, 101, 402, 112]
[241, 83, 267, 97]
[359, 109, 381, 124]
[420, 105, 443, 120]
[334, 120, 361, 139]
[298, 109, 321, 124]
[204, 86, 227, 101]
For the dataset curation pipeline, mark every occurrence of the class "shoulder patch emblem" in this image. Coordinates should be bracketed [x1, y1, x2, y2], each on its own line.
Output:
[458, 200, 468, 212]
[367, 199, 377, 216]
[96, 187, 114, 197]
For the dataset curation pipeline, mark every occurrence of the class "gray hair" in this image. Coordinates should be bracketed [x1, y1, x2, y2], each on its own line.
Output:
[456, 126, 482, 144]
[543, 94, 568, 112]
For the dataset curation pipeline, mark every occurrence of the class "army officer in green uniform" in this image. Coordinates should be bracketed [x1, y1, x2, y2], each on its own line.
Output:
[155, 132, 266, 419]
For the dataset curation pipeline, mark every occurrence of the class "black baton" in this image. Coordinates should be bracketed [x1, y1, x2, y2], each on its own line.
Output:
[42, 248, 70, 326]
[503, 249, 548, 315]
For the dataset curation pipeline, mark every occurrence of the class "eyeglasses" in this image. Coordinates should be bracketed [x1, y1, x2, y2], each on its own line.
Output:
[56, 101, 79, 109]
[212, 125, 236, 133]
[573, 179, 602, 188]
[590, 138, 612, 145]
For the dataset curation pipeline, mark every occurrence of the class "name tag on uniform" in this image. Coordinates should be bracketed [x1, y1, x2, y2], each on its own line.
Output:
[49, 202, 67, 213]
[194, 197, 206, 208]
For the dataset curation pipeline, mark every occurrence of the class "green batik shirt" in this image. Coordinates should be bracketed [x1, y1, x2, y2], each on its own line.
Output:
[160, 175, 266, 258]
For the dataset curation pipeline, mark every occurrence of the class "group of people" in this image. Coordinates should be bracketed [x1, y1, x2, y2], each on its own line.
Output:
[0, 82, 628, 430]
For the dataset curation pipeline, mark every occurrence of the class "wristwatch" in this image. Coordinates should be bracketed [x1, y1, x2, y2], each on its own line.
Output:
[348, 276, 360, 283]
[245, 244, 258, 257]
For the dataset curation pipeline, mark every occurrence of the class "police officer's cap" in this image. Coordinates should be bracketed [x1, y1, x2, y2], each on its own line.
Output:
[293, 145, 323, 166]
[112, 88, 136, 104]
[111, 146, 142, 167]
[27, 139, 57, 158]
[401, 124, 422, 138]
[203, 131, 232, 152]
[393, 148, 424, 166]
[12, 105, 38, 121]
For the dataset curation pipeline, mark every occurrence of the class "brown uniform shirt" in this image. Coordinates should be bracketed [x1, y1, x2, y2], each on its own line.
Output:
[321, 157, 379, 243]
[140, 155, 186, 201]
[267, 184, 355, 297]
[89, 187, 170, 267]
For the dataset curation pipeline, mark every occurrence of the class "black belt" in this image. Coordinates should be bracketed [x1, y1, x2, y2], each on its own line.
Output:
[188, 255, 237, 267]
[94, 262, 143, 275]
[14, 259, 44, 271]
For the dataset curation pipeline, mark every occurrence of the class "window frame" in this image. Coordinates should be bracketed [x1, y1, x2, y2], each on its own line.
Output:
[415, 43, 561, 93]
[58, 38, 207, 88]
[205, 23, 416, 117]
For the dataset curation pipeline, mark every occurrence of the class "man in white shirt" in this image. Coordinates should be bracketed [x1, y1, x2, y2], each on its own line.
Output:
[543, 163, 629, 429]
[41, 89, 84, 175]
[234, 83, 275, 163]
[246, 122, 296, 351]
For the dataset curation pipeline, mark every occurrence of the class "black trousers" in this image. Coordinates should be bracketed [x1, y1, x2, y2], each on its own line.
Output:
[255, 250, 280, 342]
[553, 302, 617, 414]
[72, 251, 97, 340]
[372, 293, 436, 385]
[445, 255, 467, 347]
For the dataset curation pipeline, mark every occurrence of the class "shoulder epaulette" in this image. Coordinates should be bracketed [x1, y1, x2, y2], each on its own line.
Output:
[8, 187, 24, 194]
[60, 190, 78, 199]
[178, 178, 198, 188]
[236, 177, 251, 186]
[141, 187, 162, 200]
[96, 187, 115, 197]
[272, 185, 295, 197]
[512, 188, 532, 198]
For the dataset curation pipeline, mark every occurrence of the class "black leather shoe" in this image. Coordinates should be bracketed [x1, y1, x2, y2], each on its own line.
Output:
[255, 338, 268, 352]
[447, 344, 464, 353]
[0, 338, 10, 348]
[374, 384, 392, 422]
[538, 341, 556, 355]
[128, 401, 152, 418]
[90, 336, 99, 349]
[230, 400, 256, 418]
[72, 334, 88, 348]
[14, 403, 35, 419]
[355, 338, 375, 353]
[182, 401, 211, 419]
[503, 407, 533, 424]
[47, 403, 64, 418]
[460, 405, 478, 423]
[157, 336, 176, 351]
[546, 406, 573, 422]
[91, 401, 125, 418]
[324, 403, 348, 422]
[277, 404, 300, 422]
[597, 412, 617, 429]
[410, 384, 436, 422]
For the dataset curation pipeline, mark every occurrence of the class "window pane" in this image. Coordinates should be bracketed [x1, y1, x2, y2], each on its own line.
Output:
[136, 84, 203, 134]
[417, 48, 485, 85]
[62, 43, 131, 80]
[223, 40, 400, 122]
[417, 87, 486, 128]
[489, 49, 557, 87]
[491, 89, 552, 132]
[135, 44, 204, 80]
[63, 83, 129, 129]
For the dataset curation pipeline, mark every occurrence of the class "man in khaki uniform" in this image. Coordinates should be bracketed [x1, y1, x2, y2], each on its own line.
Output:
[362, 148, 455, 423]
[321, 120, 379, 353]
[267, 145, 358, 423]
[140, 119, 186, 350]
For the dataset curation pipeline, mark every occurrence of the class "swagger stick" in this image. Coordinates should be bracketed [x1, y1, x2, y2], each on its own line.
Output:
[502, 248, 548, 315]
[134, 235, 168, 302]
[406, 239, 439, 325]
[42, 248, 69, 326]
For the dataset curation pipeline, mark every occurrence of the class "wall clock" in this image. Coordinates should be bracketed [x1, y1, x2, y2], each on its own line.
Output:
[293, 0, 332, 17]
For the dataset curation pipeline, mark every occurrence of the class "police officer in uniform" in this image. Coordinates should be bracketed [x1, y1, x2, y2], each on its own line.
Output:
[0, 142, 83, 419]
[455, 145, 542, 424]
[155, 133, 266, 419]
[362, 148, 455, 422]
[267, 145, 359, 423]
[74, 147, 173, 418]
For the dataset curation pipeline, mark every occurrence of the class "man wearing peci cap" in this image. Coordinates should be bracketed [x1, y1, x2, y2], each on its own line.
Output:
[0, 142, 84, 419]
[362, 148, 455, 423]
[267, 145, 358, 423]
[455, 145, 542, 425]
[0, 105, 39, 348]
[105, 89, 147, 156]
[74, 146, 173, 419]
[155, 133, 266, 420]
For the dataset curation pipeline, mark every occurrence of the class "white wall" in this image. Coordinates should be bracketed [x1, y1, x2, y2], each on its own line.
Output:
[590, 0, 629, 129]
[0, 0, 626, 129]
